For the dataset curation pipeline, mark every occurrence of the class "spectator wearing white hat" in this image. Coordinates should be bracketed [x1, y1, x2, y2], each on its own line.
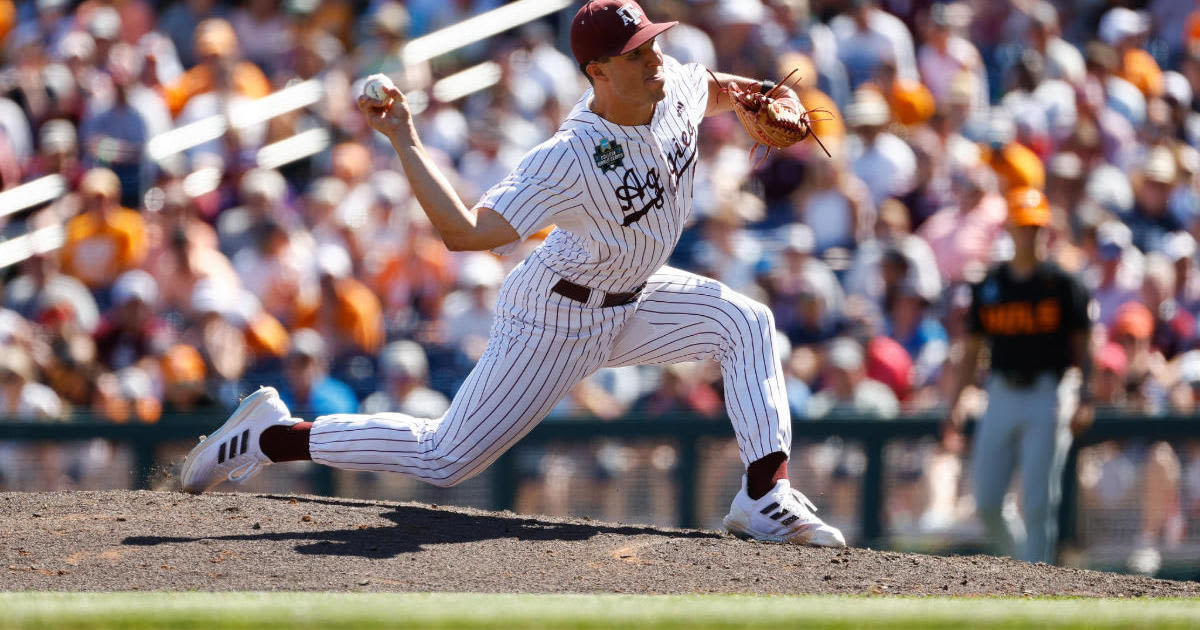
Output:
[93, 269, 172, 371]
[1088, 220, 1144, 328]
[438, 252, 504, 361]
[917, 2, 987, 112]
[179, 278, 247, 403]
[1162, 231, 1200, 314]
[1023, 1, 1085, 85]
[279, 327, 358, 417]
[360, 340, 449, 418]
[762, 224, 846, 346]
[1127, 146, 1185, 254]
[845, 88, 916, 208]
[807, 336, 899, 418]
[0, 344, 63, 422]
[1100, 7, 1162, 100]
[830, 0, 918, 90]
[294, 243, 384, 360]
[219, 168, 296, 258]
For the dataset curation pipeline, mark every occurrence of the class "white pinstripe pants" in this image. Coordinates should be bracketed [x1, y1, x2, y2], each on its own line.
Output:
[309, 257, 792, 487]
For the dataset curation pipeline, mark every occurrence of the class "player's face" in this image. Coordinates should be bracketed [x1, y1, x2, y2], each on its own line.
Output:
[599, 38, 667, 105]
[1009, 224, 1043, 256]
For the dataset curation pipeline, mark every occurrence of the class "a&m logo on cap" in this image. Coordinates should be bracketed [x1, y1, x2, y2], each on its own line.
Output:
[617, 2, 643, 26]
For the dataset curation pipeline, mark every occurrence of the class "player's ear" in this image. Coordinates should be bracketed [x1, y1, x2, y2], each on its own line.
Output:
[586, 59, 607, 83]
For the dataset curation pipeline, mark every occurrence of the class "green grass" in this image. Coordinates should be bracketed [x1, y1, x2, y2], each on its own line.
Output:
[2, 592, 1199, 629]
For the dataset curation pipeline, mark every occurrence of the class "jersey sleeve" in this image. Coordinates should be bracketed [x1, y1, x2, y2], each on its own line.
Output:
[669, 56, 710, 126]
[476, 136, 582, 241]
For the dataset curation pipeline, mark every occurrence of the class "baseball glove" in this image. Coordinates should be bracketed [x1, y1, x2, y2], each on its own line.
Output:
[711, 68, 833, 164]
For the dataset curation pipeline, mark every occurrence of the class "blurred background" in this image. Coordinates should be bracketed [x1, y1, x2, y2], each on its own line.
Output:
[1, 0, 1199, 580]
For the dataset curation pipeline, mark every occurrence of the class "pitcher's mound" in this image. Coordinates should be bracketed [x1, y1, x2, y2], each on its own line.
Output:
[2, 491, 1194, 596]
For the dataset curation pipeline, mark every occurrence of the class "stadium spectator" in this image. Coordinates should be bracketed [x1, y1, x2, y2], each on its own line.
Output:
[92, 269, 170, 371]
[845, 88, 915, 207]
[0, 344, 63, 421]
[59, 167, 147, 301]
[294, 243, 384, 361]
[4, 252, 100, 334]
[830, 0, 918, 89]
[162, 17, 270, 116]
[763, 224, 846, 346]
[278, 327, 357, 417]
[360, 340, 449, 418]
[917, 165, 1006, 284]
[807, 336, 900, 418]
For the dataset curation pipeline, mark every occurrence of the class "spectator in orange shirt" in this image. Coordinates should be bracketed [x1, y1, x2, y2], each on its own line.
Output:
[1100, 7, 1162, 99]
[295, 244, 384, 360]
[162, 17, 271, 117]
[59, 167, 147, 303]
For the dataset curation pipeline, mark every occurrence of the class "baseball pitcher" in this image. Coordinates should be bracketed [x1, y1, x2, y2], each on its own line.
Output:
[182, 0, 844, 547]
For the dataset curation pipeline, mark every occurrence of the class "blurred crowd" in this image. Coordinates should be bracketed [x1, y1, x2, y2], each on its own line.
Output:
[2, 0, 1200, 564]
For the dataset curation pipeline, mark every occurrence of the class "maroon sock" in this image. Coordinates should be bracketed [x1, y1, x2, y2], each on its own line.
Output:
[746, 451, 788, 500]
[260, 422, 312, 462]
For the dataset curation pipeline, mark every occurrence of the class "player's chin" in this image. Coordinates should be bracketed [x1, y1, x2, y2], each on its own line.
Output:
[645, 78, 667, 100]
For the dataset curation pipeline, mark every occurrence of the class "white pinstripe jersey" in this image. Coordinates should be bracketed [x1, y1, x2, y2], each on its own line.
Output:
[478, 55, 709, 294]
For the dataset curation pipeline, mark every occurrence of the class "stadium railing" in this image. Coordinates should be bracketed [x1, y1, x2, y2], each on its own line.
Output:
[2, 411, 1196, 552]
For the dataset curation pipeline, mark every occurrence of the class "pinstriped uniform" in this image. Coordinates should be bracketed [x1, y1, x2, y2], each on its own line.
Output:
[309, 56, 792, 487]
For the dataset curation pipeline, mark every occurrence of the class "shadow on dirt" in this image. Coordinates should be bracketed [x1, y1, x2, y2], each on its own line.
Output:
[122, 503, 722, 559]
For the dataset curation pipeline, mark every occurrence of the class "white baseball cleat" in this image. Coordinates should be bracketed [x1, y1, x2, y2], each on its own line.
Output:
[180, 386, 295, 493]
[723, 477, 846, 547]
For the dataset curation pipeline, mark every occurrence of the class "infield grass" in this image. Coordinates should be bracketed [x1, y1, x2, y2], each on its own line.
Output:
[2, 592, 1199, 629]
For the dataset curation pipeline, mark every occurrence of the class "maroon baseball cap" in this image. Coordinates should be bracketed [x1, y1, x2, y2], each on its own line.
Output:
[570, 0, 677, 66]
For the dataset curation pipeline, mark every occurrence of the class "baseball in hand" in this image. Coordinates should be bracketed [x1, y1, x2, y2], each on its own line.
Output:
[362, 73, 396, 103]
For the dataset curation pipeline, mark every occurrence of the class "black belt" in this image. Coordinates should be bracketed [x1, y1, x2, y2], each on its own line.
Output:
[551, 278, 644, 307]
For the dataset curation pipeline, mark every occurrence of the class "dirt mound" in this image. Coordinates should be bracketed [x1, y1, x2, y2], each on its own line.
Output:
[2, 491, 1195, 596]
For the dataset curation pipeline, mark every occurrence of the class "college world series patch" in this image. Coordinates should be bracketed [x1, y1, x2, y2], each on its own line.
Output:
[594, 139, 625, 172]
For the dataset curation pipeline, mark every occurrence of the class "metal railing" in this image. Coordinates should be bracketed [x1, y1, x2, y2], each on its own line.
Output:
[2, 411, 1196, 551]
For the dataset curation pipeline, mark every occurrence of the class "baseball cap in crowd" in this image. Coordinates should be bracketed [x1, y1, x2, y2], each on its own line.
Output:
[39, 119, 77, 155]
[827, 337, 865, 372]
[865, 336, 912, 400]
[1163, 71, 1193, 107]
[1006, 187, 1051, 228]
[112, 269, 158, 307]
[87, 6, 121, 41]
[714, 0, 766, 26]
[1178, 350, 1200, 385]
[1112, 301, 1154, 341]
[1144, 146, 1177, 185]
[288, 328, 327, 361]
[1095, 220, 1132, 261]
[1163, 231, 1196, 262]
[570, 0, 677, 66]
[316, 243, 352, 279]
[1097, 341, 1128, 377]
[1099, 7, 1148, 46]
[380, 340, 429, 381]
[845, 89, 890, 127]
[781, 223, 815, 255]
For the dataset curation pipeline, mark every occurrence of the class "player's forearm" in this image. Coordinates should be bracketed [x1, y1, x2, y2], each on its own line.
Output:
[1069, 330, 1093, 403]
[945, 336, 983, 424]
[388, 128, 485, 251]
[705, 71, 778, 117]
